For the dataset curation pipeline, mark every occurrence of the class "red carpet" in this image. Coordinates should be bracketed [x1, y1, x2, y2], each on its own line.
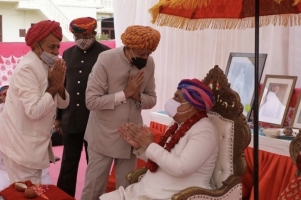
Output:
[49, 146, 87, 200]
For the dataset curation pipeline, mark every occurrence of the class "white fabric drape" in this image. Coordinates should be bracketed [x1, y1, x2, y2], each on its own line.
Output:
[113, 0, 301, 125]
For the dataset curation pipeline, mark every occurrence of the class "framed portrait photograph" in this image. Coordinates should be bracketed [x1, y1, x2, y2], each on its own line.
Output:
[225, 52, 268, 120]
[259, 75, 297, 126]
[290, 93, 301, 129]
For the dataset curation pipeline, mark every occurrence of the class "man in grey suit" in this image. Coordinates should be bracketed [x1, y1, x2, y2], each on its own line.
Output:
[81, 25, 161, 200]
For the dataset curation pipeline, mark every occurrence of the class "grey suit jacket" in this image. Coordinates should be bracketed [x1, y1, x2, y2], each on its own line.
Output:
[84, 47, 157, 159]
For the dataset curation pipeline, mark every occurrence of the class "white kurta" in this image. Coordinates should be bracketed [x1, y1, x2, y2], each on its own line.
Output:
[100, 117, 219, 200]
[0, 51, 69, 169]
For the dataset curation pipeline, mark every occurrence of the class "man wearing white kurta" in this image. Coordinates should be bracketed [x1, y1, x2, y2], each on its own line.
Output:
[100, 78, 219, 200]
[0, 85, 53, 191]
[0, 20, 69, 184]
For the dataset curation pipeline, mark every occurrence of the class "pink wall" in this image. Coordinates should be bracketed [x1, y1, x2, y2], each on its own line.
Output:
[0, 40, 116, 59]
[0, 40, 116, 87]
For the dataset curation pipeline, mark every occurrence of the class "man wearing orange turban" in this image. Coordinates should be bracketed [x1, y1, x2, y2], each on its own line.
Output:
[0, 20, 70, 185]
[55, 17, 110, 197]
[81, 25, 161, 200]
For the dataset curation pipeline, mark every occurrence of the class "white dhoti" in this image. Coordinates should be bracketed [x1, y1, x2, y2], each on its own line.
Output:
[1, 152, 42, 184]
[0, 152, 52, 191]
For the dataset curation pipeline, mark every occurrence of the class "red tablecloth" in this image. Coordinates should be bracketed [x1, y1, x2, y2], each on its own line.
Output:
[242, 147, 296, 200]
[0, 184, 75, 200]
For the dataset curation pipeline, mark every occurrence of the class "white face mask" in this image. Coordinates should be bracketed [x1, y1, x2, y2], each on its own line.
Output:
[164, 98, 189, 118]
[76, 38, 95, 50]
[40, 51, 57, 66]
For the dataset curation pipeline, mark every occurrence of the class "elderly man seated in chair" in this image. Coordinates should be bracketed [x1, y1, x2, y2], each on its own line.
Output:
[100, 78, 219, 200]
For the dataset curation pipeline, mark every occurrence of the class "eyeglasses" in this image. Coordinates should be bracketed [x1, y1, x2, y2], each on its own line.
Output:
[73, 35, 94, 40]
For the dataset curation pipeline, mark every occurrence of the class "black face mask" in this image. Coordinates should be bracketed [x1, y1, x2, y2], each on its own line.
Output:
[131, 57, 147, 70]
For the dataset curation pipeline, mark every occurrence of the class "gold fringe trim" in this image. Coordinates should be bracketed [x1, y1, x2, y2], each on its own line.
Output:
[169, 0, 212, 9]
[149, 0, 301, 24]
[149, 0, 212, 23]
[275, 0, 301, 6]
[153, 13, 301, 30]
[149, 0, 168, 23]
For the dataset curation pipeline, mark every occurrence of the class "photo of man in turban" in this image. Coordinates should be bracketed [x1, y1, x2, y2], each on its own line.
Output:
[55, 17, 110, 197]
[0, 20, 69, 184]
[81, 25, 161, 200]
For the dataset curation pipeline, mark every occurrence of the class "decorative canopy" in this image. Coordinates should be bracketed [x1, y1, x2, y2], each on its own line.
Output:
[149, 0, 301, 30]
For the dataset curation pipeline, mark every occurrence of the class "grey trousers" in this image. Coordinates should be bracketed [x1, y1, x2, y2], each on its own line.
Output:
[80, 147, 137, 200]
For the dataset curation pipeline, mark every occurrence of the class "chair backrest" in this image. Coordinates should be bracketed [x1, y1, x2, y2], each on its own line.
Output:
[203, 65, 251, 189]
[289, 132, 301, 176]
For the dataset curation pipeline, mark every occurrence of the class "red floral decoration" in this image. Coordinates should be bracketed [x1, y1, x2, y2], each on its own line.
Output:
[146, 111, 208, 172]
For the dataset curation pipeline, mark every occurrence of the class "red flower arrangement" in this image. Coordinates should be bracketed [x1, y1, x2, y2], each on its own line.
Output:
[146, 111, 208, 172]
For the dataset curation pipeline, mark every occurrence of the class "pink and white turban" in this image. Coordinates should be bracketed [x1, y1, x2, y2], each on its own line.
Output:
[177, 79, 215, 111]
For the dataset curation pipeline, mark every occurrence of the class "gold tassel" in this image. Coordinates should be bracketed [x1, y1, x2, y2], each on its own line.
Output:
[293, 0, 301, 5]
[149, 0, 213, 25]
[169, 0, 212, 9]
[148, 0, 169, 24]
[274, 0, 301, 5]
[153, 13, 301, 30]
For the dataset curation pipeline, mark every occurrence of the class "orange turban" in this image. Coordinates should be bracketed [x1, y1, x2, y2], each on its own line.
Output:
[69, 17, 97, 35]
[25, 20, 62, 49]
[121, 25, 161, 52]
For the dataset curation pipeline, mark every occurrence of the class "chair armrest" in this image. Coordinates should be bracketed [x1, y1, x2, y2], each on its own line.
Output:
[126, 167, 148, 184]
[171, 175, 242, 200]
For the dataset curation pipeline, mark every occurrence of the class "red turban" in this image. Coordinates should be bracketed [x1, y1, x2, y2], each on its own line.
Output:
[69, 17, 97, 35]
[25, 20, 62, 48]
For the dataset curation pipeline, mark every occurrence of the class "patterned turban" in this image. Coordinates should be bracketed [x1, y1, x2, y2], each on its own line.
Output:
[177, 79, 215, 111]
[0, 85, 9, 95]
[69, 17, 97, 34]
[121, 25, 161, 52]
[25, 20, 62, 49]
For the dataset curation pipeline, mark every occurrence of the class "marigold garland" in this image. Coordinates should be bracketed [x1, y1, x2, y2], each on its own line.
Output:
[146, 111, 208, 172]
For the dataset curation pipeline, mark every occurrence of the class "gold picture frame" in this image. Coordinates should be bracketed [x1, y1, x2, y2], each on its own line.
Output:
[290, 92, 301, 129]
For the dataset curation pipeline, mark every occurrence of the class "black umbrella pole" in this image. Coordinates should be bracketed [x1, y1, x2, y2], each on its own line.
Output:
[254, 0, 260, 199]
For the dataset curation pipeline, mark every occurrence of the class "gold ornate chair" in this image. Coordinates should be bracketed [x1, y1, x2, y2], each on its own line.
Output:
[127, 65, 251, 200]
[289, 131, 301, 176]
